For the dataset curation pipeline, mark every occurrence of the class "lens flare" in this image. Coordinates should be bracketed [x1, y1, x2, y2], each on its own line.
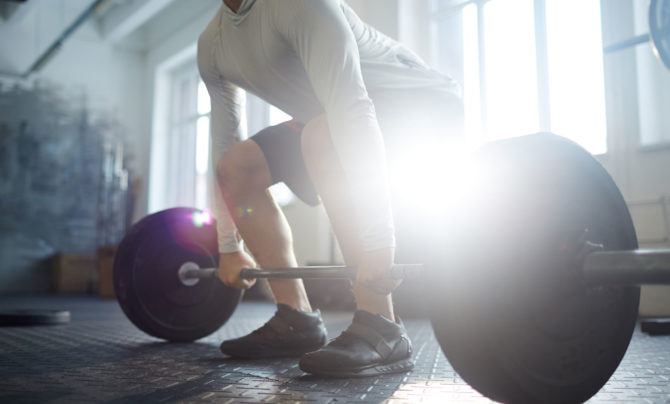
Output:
[237, 207, 254, 218]
[389, 140, 480, 218]
[191, 210, 212, 228]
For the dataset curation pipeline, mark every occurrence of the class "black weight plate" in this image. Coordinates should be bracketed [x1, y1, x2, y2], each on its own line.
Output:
[650, 0, 670, 69]
[114, 207, 242, 342]
[0, 310, 71, 326]
[431, 133, 639, 403]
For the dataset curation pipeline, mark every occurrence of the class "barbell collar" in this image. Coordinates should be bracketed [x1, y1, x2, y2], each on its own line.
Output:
[181, 266, 218, 280]
[583, 249, 670, 285]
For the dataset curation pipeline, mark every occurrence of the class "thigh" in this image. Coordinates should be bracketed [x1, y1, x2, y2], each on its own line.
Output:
[372, 90, 465, 262]
[219, 139, 273, 194]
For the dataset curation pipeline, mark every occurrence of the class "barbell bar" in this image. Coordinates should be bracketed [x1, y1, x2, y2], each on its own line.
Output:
[584, 249, 670, 285]
[178, 264, 425, 283]
[178, 251, 670, 287]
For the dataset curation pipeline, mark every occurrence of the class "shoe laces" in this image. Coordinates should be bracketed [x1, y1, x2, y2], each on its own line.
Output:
[327, 324, 359, 347]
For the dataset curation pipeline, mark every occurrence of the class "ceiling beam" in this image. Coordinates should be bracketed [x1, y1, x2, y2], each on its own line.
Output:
[0, 0, 36, 26]
[99, 0, 176, 43]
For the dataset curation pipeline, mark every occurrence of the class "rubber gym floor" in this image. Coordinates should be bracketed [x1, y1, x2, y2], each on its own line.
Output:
[1, 296, 669, 403]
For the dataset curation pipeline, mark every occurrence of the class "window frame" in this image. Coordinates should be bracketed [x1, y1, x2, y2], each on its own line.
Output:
[167, 63, 208, 209]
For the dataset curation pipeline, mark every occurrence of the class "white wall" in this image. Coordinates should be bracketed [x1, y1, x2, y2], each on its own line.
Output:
[0, 0, 147, 291]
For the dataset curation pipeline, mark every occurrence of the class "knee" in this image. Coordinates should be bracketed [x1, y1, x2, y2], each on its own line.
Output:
[216, 141, 270, 201]
[301, 115, 333, 171]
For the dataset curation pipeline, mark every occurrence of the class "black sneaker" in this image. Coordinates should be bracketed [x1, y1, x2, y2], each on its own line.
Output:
[219, 304, 327, 358]
[299, 310, 414, 377]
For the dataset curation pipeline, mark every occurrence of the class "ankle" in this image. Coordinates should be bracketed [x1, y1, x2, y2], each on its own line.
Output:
[353, 287, 395, 321]
[355, 298, 395, 322]
[276, 299, 312, 313]
[269, 279, 313, 312]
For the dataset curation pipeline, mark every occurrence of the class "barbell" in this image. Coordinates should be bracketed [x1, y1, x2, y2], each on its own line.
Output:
[114, 133, 670, 403]
[177, 263, 424, 283]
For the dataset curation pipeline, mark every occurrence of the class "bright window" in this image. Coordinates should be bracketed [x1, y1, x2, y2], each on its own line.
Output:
[166, 66, 210, 211]
[269, 106, 292, 125]
[268, 106, 295, 206]
[545, 0, 607, 154]
[484, 0, 540, 139]
[462, 3, 482, 139]
[433, 0, 608, 154]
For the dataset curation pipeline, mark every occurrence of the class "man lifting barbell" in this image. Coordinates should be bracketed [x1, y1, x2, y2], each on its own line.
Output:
[114, 0, 670, 398]
[198, 0, 463, 376]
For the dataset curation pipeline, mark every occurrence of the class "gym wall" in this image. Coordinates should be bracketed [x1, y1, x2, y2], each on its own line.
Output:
[0, 1, 145, 293]
[600, 0, 670, 316]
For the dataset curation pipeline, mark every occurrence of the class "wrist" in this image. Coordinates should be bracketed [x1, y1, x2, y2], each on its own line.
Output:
[220, 251, 246, 260]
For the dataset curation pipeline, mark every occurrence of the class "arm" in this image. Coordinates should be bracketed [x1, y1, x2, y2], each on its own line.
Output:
[198, 40, 246, 253]
[209, 81, 248, 254]
[274, 0, 395, 253]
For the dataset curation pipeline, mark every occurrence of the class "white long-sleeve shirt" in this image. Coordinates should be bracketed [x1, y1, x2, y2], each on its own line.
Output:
[197, 0, 459, 254]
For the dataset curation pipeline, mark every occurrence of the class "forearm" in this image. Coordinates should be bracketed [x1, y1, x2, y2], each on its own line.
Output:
[211, 176, 243, 253]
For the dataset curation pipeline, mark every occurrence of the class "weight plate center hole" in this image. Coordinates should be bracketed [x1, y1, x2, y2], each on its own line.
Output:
[178, 262, 201, 286]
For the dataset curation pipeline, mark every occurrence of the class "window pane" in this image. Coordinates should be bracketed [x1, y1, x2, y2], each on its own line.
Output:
[175, 122, 196, 207]
[484, 0, 539, 139]
[178, 77, 193, 122]
[197, 80, 211, 115]
[195, 174, 208, 210]
[462, 3, 482, 139]
[546, 0, 607, 154]
[195, 116, 210, 210]
[270, 183, 295, 206]
[269, 106, 292, 125]
[268, 106, 295, 205]
[196, 116, 210, 175]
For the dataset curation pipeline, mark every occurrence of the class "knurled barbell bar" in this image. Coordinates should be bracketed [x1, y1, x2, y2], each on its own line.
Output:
[113, 133, 670, 403]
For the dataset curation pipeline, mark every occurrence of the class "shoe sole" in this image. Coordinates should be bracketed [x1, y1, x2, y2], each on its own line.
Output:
[299, 358, 414, 378]
[220, 344, 325, 359]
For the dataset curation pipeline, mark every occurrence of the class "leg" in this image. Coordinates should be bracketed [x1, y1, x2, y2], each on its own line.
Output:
[299, 117, 413, 376]
[300, 116, 394, 320]
[217, 139, 311, 312]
